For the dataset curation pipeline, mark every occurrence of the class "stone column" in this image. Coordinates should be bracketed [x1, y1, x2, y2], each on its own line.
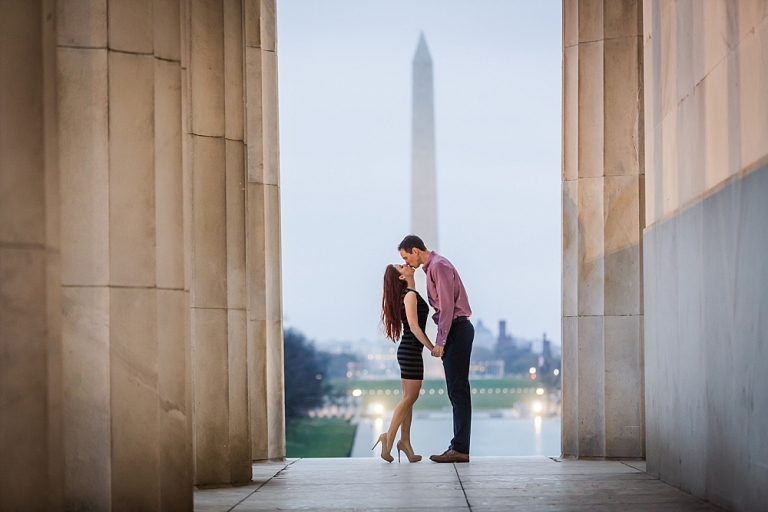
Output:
[0, 1, 62, 509]
[57, 0, 192, 507]
[1, 0, 284, 502]
[154, 0, 193, 506]
[244, 0, 286, 461]
[561, 0, 645, 459]
[187, 0, 252, 485]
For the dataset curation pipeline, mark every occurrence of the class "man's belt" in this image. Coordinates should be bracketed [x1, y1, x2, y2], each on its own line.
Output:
[452, 316, 468, 324]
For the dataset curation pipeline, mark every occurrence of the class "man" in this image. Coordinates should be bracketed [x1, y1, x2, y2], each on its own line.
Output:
[398, 235, 474, 463]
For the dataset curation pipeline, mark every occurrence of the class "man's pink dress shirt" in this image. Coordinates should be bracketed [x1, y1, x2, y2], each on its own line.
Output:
[422, 252, 472, 347]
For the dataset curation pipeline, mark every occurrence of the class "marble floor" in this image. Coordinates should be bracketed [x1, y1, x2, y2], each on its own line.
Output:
[194, 457, 724, 511]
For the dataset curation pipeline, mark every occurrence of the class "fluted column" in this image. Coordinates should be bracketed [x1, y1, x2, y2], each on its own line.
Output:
[56, 0, 192, 507]
[186, 0, 252, 485]
[0, 0, 62, 508]
[244, 0, 285, 461]
[561, 0, 645, 459]
[1, 0, 285, 503]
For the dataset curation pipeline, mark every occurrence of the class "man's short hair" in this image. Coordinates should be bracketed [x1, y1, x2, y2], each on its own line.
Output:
[398, 235, 427, 253]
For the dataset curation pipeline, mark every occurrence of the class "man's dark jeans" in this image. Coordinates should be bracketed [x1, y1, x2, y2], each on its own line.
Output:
[442, 319, 474, 454]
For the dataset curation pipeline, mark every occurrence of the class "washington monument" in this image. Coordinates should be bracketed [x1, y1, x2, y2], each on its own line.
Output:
[411, 34, 438, 251]
[410, 34, 441, 376]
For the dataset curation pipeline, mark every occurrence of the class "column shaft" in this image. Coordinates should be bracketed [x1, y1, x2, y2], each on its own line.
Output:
[0, 0, 62, 508]
[244, 0, 285, 461]
[56, 0, 193, 507]
[187, 0, 252, 485]
[561, 0, 645, 459]
[0, 0, 285, 502]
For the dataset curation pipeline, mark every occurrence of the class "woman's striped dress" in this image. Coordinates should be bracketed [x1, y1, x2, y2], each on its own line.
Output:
[397, 288, 429, 380]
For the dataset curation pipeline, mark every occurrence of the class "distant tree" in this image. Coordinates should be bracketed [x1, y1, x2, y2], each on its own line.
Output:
[470, 346, 495, 364]
[283, 328, 328, 422]
[495, 342, 539, 376]
[507, 353, 540, 376]
[537, 356, 562, 389]
[317, 351, 359, 380]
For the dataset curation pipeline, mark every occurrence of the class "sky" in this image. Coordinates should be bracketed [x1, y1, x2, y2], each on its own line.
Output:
[277, 0, 563, 346]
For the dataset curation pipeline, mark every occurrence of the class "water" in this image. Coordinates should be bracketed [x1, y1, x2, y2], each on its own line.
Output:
[350, 410, 561, 458]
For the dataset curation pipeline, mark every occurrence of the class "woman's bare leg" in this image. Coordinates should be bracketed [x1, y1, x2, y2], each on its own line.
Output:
[400, 407, 413, 444]
[386, 379, 422, 446]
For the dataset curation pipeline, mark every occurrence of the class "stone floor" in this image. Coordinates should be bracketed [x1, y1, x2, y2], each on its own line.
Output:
[194, 457, 724, 511]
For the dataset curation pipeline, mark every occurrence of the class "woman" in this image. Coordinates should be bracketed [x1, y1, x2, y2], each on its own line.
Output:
[372, 263, 434, 462]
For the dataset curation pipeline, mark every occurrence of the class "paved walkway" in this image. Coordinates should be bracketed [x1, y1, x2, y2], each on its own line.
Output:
[194, 457, 723, 511]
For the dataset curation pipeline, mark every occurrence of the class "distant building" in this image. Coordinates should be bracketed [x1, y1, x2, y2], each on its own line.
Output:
[473, 319, 495, 349]
[497, 320, 514, 350]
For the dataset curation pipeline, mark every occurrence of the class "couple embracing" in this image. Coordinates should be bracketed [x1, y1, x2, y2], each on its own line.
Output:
[373, 235, 474, 464]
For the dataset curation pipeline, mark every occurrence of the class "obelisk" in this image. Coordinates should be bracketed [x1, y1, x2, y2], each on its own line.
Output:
[411, 33, 438, 251]
[411, 34, 441, 377]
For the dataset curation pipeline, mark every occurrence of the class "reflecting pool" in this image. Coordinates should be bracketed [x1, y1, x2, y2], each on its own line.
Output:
[350, 410, 561, 458]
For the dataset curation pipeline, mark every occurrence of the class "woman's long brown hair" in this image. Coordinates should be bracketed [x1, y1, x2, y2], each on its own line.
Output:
[381, 264, 407, 341]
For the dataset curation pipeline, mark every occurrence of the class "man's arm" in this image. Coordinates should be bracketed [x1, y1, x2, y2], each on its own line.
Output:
[433, 262, 456, 347]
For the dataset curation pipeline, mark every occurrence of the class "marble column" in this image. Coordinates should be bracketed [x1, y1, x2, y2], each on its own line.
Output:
[561, 0, 645, 459]
[187, 0, 252, 485]
[1, 0, 285, 503]
[57, 0, 192, 508]
[0, 0, 62, 509]
[244, 0, 286, 461]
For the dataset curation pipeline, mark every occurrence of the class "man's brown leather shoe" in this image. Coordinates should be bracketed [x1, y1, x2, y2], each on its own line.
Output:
[429, 449, 469, 463]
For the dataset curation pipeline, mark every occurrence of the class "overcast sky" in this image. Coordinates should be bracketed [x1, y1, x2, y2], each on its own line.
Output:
[277, 0, 562, 346]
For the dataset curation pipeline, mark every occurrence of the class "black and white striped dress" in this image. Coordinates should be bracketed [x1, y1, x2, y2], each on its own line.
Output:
[397, 288, 429, 380]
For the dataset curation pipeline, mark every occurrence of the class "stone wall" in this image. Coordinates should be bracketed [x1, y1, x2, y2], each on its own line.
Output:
[0, 0, 284, 508]
[643, 2, 768, 511]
